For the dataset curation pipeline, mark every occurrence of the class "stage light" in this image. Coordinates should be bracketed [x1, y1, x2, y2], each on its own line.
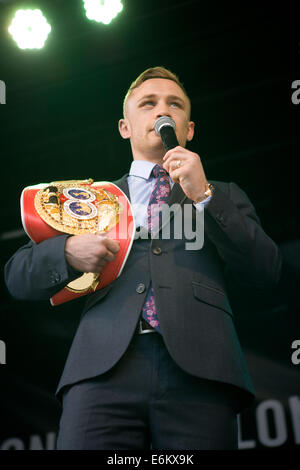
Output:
[8, 9, 51, 49]
[83, 0, 123, 25]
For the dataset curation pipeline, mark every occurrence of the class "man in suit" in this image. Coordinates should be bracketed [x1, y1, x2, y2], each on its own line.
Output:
[4, 66, 282, 450]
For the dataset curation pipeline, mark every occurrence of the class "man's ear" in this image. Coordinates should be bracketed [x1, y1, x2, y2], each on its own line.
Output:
[187, 121, 195, 141]
[118, 118, 131, 139]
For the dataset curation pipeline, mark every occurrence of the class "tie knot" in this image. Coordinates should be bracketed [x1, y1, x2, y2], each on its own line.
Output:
[152, 164, 168, 179]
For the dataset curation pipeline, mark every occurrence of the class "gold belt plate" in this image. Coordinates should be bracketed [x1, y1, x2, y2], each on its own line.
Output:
[34, 179, 122, 293]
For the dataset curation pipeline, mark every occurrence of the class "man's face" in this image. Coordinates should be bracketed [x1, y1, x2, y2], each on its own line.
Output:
[119, 78, 194, 160]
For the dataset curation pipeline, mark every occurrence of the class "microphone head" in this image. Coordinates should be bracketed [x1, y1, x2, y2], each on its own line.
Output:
[154, 116, 176, 136]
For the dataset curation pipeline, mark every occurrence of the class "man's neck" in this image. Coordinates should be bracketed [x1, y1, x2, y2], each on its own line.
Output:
[131, 148, 165, 165]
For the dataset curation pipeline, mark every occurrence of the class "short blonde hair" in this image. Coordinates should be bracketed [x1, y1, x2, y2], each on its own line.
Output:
[123, 66, 190, 117]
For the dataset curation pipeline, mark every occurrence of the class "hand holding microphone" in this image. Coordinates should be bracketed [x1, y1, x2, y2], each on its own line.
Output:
[154, 115, 211, 203]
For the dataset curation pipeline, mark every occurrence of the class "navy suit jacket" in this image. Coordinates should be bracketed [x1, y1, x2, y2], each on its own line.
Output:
[4, 177, 282, 412]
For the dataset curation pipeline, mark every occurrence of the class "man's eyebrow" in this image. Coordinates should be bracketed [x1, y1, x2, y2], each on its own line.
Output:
[137, 94, 157, 103]
[137, 94, 185, 104]
[167, 95, 185, 104]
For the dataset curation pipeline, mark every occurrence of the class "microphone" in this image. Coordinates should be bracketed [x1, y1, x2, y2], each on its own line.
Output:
[154, 116, 179, 151]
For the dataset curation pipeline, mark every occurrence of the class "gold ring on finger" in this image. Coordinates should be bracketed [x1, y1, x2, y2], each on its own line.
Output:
[176, 160, 181, 169]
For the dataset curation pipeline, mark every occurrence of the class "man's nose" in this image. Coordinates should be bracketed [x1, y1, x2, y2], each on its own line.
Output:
[155, 102, 171, 118]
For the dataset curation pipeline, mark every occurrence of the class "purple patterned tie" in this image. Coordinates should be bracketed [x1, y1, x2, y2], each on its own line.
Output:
[141, 164, 171, 332]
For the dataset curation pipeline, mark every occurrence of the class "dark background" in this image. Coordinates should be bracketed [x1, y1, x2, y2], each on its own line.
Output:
[0, 0, 299, 450]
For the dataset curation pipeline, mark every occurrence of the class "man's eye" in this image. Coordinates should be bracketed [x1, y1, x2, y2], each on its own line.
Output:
[143, 101, 154, 106]
[170, 102, 180, 108]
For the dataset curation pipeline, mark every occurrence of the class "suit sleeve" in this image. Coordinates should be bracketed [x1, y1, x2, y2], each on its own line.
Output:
[4, 234, 82, 301]
[204, 182, 282, 288]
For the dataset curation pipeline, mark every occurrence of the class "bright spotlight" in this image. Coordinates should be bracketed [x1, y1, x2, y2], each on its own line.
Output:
[8, 9, 51, 49]
[83, 0, 123, 25]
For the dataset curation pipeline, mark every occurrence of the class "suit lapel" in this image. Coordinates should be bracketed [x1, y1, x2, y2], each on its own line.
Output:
[113, 174, 130, 200]
[167, 182, 187, 207]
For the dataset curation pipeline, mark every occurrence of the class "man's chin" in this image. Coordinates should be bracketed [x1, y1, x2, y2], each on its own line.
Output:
[143, 140, 165, 160]
[151, 141, 165, 154]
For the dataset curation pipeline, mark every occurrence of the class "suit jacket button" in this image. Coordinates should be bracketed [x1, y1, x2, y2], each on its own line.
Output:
[152, 247, 162, 255]
[136, 283, 146, 294]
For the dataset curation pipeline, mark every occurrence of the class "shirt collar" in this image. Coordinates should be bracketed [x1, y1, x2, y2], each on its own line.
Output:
[129, 160, 157, 180]
[128, 160, 174, 187]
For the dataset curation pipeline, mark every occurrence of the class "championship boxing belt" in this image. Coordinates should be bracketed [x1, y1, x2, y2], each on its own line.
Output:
[21, 179, 135, 306]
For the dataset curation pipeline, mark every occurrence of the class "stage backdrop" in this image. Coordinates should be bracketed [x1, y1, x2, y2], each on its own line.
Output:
[0, 237, 299, 450]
